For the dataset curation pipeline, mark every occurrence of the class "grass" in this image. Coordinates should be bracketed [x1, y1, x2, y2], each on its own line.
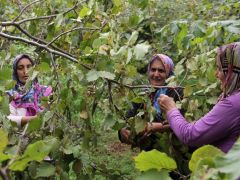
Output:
[89, 129, 140, 179]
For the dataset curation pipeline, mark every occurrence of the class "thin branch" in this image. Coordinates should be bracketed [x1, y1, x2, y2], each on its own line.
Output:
[0, 32, 91, 69]
[47, 26, 100, 46]
[179, 68, 188, 86]
[108, 79, 184, 89]
[5, 124, 29, 169]
[15, 24, 75, 57]
[0, 168, 8, 180]
[13, 0, 43, 22]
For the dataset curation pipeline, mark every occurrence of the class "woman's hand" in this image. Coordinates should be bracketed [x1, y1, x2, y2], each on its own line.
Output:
[158, 94, 177, 112]
[21, 115, 37, 126]
[142, 122, 171, 137]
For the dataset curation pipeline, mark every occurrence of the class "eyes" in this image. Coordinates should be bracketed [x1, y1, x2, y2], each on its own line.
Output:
[150, 68, 165, 73]
[17, 64, 32, 71]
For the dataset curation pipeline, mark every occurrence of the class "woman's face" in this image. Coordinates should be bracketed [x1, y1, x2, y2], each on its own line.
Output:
[16, 58, 33, 84]
[148, 59, 167, 86]
[215, 59, 225, 90]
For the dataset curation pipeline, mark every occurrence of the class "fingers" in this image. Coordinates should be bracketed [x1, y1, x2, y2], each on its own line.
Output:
[158, 94, 176, 112]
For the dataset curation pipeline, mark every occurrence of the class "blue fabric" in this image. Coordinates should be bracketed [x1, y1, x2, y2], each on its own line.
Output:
[153, 88, 167, 114]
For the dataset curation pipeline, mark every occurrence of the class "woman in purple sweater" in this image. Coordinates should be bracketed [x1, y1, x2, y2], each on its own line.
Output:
[158, 42, 240, 153]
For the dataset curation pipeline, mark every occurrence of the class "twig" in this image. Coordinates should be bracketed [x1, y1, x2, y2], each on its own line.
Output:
[5, 124, 29, 169]
[0, 168, 8, 180]
[0, 32, 91, 69]
[47, 26, 100, 46]
[178, 68, 188, 86]
[13, 0, 43, 22]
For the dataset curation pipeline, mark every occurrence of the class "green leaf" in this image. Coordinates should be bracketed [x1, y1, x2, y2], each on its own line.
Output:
[98, 71, 115, 80]
[215, 138, 240, 179]
[36, 162, 56, 178]
[55, 13, 64, 27]
[189, 145, 224, 172]
[0, 129, 8, 152]
[134, 117, 146, 134]
[86, 70, 115, 82]
[103, 114, 116, 130]
[27, 117, 42, 133]
[131, 97, 145, 103]
[79, 6, 92, 18]
[112, 0, 122, 7]
[134, 149, 177, 172]
[0, 152, 11, 162]
[134, 43, 150, 60]
[127, 31, 139, 46]
[37, 62, 51, 72]
[9, 137, 58, 171]
[86, 70, 99, 82]
[0, 67, 11, 80]
[136, 169, 171, 180]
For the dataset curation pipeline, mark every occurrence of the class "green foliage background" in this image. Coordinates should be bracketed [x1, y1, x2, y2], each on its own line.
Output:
[0, 0, 240, 179]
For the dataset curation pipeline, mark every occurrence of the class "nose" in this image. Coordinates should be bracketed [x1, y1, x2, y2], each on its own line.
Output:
[153, 70, 160, 77]
[23, 66, 28, 75]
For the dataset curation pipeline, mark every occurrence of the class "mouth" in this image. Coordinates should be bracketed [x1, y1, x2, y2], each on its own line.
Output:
[23, 76, 29, 80]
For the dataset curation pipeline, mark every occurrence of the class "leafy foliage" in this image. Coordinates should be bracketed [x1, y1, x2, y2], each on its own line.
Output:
[0, 0, 240, 179]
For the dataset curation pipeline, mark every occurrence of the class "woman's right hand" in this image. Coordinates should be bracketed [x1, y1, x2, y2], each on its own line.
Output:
[158, 94, 177, 112]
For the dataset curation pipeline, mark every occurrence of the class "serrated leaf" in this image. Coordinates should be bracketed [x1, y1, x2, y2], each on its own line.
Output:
[134, 149, 177, 171]
[189, 145, 224, 172]
[134, 43, 150, 60]
[36, 162, 55, 178]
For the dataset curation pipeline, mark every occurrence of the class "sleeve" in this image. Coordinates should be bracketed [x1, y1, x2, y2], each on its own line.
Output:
[166, 98, 234, 147]
[125, 103, 143, 119]
[7, 104, 24, 127]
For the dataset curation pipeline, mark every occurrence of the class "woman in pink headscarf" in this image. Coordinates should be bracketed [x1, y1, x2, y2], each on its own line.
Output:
[6, 54, 52, 127]
[119, 53, 183, 150]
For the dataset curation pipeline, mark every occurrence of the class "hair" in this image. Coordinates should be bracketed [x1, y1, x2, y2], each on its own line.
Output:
[217, 42, 240, 96]
[12, 54, 34, 84]
[147, 54, 174, 78]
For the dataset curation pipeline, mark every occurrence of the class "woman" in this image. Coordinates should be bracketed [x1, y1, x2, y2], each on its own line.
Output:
[159, 42, 240, 153]
[119, 54, 183, 150]
[6, 54, 52, 127]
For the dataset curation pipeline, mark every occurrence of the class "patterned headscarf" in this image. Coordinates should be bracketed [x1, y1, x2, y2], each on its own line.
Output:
[6, 54, 52, 116]
[148, 54, 174, 78]
[12, 54, 34, 84]
[217, 42, 240, 96]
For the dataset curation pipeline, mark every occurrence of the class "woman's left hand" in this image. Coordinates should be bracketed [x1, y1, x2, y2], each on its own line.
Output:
[158, 94, 177, 112]
[142, 122, 171, 137]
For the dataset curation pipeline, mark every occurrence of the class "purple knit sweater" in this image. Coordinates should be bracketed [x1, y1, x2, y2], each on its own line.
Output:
[167, 91, 240, 153]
